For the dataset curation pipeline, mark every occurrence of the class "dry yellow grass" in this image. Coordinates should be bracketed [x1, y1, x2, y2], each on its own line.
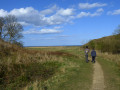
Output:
[0, 39, 66, 89]
[96, 51, 120, 65]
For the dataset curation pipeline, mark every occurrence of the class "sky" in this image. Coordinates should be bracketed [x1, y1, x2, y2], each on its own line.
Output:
[0, 0, 120, 46]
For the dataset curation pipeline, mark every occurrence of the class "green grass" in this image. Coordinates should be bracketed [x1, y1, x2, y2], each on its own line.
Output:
[27, 47, 120, 90]
[97, 56, 120, 90]
[54, 57, 93, 90]
[25, 47, 93, 90]
[0, 61, 62, 90]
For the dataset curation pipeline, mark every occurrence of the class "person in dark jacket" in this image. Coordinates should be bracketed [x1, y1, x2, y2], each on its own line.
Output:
[91, 48, 96, 63]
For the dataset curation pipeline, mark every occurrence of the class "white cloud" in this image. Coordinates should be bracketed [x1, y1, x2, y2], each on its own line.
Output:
[96, 8, 104, 12]
[40, 5, 58, 15]
[56, 8, 74, 16]
[91, 8, 104, 16]
[10, 7, 44, 26]
[0, 9, 8, 17]
[23, 28, 62, 34]
[77, 12, 90, 18]
[77, 8, 104, 18]
[107, 9, 120, 15]
[0, 6, 75, 27]
[43, 8, 75, 25]
[79, 3, 107, 9]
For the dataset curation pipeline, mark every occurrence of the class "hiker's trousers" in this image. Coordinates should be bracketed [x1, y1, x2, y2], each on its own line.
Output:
[92, 56, 96, 63]
[85, 54, 88, 62]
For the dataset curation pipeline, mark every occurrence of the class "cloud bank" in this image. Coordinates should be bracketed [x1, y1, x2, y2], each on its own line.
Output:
[79, 3, 107, 9]
[0, 5, 75, 27]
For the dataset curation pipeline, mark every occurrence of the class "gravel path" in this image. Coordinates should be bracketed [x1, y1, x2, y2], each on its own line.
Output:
[91, 61, 105, 90]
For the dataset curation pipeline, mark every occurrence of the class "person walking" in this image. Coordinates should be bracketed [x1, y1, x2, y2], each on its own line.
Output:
[85, 46, 90, 63]
[91, 48, 96, 63]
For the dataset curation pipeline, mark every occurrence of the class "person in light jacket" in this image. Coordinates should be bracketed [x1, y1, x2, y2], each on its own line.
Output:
[91, 48, 96, 63]
[85, 46, 90, 63]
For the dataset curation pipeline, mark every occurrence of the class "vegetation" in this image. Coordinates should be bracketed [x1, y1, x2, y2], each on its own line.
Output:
[24, 47, 93, 90]
[84, 34, 120, 54]
[0, 17, 4, 39]
[0, 38, 120, 90]
[83, 29, 120, 90]
[0, 15, 23, 46]
[96, 52, 120, 90]
[0, 39, 63, 89]
[0, 40, 93, 90]
[25, 47, 120, 90]
[84, 25, 120, 54]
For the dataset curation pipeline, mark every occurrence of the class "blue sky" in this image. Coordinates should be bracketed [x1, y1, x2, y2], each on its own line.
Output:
[0, 0, 120, 46]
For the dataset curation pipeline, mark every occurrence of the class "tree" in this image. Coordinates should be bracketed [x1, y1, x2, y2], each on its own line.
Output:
[13, 41, 24, 47]
[3, 15, 23, 45]
[0, 17, 5, 39]
[113, 25, 120, 35]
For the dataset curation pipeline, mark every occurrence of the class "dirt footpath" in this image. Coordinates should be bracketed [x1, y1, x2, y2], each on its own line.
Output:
[91, 61, 105, 90]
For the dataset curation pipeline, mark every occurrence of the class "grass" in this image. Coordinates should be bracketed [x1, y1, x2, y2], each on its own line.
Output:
[0, 61, 62, 90]
[0, 40, 64, 89]
[54, 57, 92, 90]
[1, 40, 120, 90]
[0, 40, 93, 90]
[24, 47, 93, 90]
[83, 33, 120, 90]
[96, 52, 120, 90]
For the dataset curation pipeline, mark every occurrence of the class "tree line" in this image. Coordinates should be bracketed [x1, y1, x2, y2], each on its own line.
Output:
[0, 15, 23, 47]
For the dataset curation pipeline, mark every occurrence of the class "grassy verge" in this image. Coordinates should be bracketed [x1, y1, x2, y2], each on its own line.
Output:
[54, 56, 93, 90]
[97, 55, 120, 90]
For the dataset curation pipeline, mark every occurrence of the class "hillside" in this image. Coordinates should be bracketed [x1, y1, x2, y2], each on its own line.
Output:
[0, 39, 63, 89]
[84, 34, 120, 54]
